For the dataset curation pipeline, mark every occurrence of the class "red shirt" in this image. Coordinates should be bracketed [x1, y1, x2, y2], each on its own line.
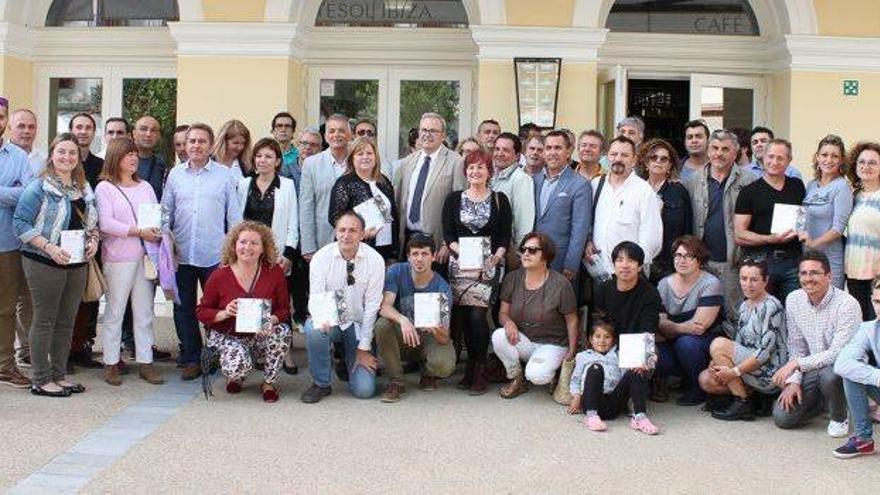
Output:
[196, 263, 291, 336]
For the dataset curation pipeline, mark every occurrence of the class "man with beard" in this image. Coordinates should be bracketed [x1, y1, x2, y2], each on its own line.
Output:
[585, 136, 662, 281]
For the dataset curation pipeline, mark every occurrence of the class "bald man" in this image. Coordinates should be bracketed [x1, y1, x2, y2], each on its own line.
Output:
[9, 109, 47, 174]
[132, 115, 167, 200]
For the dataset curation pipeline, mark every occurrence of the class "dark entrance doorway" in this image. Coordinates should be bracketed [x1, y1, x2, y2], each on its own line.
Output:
[627, 79, 690, 157]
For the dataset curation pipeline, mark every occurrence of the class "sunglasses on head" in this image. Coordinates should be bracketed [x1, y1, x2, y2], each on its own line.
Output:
[519, 246, 542, 255]
[346, 260, 356, 286]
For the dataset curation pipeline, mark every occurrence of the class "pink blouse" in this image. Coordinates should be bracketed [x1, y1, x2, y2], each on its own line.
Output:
[95, 181, 159, 263]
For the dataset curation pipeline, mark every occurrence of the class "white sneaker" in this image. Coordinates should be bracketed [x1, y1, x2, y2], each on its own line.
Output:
[827, 419, 849, 438]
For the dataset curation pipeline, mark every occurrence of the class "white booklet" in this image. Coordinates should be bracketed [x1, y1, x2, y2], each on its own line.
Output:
[235, 298, 271, 334]
[618, 333, 657, 369]
[770, 203, 806, 234]
[60, 230, 85, 264]
[353, 196, 391, 232]
[137, 203, 163, 230]
[413, 292, 450, 329]
[310, 290, 350, 328]
[458, 236, 489, 270]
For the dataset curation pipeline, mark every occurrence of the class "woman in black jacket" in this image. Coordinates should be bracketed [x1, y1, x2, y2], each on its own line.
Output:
[441, 150, 512, 395]
[328, 137, 399, 261]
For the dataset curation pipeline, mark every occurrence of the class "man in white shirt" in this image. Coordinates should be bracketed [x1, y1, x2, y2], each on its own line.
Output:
[8, 109, 46, 175]
[586, 136, 662, 278]
[300, 114, 352, 259]
[491, 132, 534, 268]
[301, 212, 385, 403]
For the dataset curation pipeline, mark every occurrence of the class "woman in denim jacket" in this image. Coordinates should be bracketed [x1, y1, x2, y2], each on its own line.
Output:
[13, 133, 98, 397]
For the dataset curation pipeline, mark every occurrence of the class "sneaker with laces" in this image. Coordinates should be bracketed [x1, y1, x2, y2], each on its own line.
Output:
[833, 436, 875, 459]
[0, 367, 31, 388]
[827, 419, 849, 438]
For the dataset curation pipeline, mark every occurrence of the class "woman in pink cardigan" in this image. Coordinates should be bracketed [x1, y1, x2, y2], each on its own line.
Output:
[94, 137, 163, 386]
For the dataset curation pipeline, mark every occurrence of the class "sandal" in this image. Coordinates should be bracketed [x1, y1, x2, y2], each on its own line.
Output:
[630, 414, 659, 435]
[499, 373, 528, 399]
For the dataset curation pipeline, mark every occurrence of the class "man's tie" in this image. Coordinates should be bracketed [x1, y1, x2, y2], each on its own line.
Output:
[408, 155, 431, 224]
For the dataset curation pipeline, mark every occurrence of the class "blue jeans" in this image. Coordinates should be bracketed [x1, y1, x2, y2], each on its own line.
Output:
[304, 319, 376, 399]
[173, 264, 216, 365]
[843, 378, 880, 440]
[656, 332, 717, 396]
[767, 257, 800, 305]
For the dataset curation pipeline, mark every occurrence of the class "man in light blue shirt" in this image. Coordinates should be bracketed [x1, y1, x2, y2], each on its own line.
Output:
[0, 97, 34, 388]
[746, 126, 803, 180]
[161, 123, 241, 380]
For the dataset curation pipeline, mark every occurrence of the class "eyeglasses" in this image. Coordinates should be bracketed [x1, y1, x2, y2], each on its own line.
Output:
[346, 261, 356, 286]
[420, 128, 443, 136]
[673, 252, 696, 261]
[299, 140, 321, 148]
[857, 159, 880, 167]
[798, 270, 826, 277]
[356, 129, 375, 137]
[519, 246, 542, 255]
[648, 154, 670, 164]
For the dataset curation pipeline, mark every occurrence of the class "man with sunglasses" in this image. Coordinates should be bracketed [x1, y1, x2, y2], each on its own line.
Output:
[771, 251, 860, 437]
[353, 118, 392, 179]
[301, 212, 385, 403]
[685, 129, 755, 332]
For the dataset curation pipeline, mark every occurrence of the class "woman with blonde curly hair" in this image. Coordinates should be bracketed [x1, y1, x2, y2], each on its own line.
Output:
[196, 221, 291, 402]
[213, 119, 253, 179]
[636, 138, 692, 282]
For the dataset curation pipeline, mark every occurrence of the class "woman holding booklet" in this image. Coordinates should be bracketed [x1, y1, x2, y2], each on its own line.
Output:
[844, 141, 880, 321]
[441, 150, 512, 395]
[196, 222, 291, 403]
[13, 133, 99, 397]
[94, 137, 163, 386]
[328, 136, 399, 261]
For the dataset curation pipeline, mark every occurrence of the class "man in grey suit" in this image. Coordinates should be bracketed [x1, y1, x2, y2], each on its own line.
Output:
[532, 130, 592, 280]
[300, 114, 352, 260]
[394, 112, 465, 263]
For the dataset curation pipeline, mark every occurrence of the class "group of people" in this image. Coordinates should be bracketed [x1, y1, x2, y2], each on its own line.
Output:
[2, 94, 879, 458]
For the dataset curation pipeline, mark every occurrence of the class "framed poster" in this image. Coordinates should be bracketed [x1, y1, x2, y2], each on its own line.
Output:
[514, 58, 562, 129]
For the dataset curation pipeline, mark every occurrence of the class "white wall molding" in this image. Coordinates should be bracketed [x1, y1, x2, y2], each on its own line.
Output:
[0, 21, 35, 58]
[299, 27, 476, 65]
[168, 21, 299, 58]
[29, 27, 176, 65]
[471, 25, 607, 62]
[783, 35, 880, 73]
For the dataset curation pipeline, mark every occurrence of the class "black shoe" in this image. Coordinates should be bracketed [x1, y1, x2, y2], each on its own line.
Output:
[31, 385, 71, 397]
[712, 397, 755, 421]
[152, 347, 173, 362]
[69, 352, 103, 369]
[334, 358, 349, 382]
[283, 363, 299, 375]
[702, 394, 734, 413]
[676, 390, 706, 406]
[749, 393, 774, 417]
[300, 384, 332, 404]
[61, 383, 86, 394]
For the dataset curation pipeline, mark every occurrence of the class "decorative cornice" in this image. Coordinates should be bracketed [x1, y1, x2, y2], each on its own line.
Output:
[784, 35, 880, 73]
[471, 25, 607, 62]
[30, 27, 176, 65]
[0, 22, 35, 59]
[298, 27, 476, 65]
[168, 22, 299, 58]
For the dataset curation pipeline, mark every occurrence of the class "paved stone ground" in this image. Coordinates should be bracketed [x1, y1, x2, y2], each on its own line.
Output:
[2, 317, 880, 494]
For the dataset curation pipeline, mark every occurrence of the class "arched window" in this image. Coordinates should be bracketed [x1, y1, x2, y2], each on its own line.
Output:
[46, 0, 179, 27]
[315, 0, 468, 28]
[606, 0, 759, 36]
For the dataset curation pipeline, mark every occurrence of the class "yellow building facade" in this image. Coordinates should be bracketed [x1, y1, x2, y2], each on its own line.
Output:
[0, 0, 878, 166]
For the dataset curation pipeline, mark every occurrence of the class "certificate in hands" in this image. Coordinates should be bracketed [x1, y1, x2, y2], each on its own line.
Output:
[618, 333, 657, 369]
[235, 298, 271, 334]
[310, 290, 350, 328]
[413, 292, 450, 329]
[353, 196, 391, 232]
[137, 203, 163, 230]
[60, 230, 85, 264]
[770, 203, 806, 234]
[458, 237, 489, 270]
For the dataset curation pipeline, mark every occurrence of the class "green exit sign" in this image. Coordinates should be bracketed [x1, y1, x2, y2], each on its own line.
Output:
[843, 80, 859, 96]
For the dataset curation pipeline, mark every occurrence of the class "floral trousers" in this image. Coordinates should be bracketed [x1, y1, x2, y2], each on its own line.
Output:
[206, 325, 291, 384]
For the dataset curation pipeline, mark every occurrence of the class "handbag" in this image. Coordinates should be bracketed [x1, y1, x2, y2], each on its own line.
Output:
[553, 357, 576, 406]
[110, 183, 159, 281]
[72, 205, 106, 303]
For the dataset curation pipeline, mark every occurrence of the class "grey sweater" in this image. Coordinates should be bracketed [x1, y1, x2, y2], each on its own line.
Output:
[834, 320, 880, 387]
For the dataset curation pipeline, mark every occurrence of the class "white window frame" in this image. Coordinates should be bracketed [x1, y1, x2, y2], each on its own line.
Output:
[689, 73, 768, 129]
[307, 66, 473, 160]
